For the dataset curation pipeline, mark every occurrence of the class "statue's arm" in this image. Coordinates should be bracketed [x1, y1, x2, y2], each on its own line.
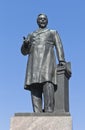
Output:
[21, 34, 31, 55]
[54, 31, 65, 65]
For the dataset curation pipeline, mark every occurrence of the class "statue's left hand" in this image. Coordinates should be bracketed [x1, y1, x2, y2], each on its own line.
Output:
[59, 61, 66, 66]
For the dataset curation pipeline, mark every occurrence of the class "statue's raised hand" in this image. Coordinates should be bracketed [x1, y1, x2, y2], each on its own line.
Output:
[23, 36, 29, 48]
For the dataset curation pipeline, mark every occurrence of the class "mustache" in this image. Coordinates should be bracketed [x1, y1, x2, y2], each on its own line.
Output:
[40, 22, 46, 24]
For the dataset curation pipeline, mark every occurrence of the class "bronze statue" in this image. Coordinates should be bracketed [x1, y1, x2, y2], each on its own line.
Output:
[21, 14, 65, 113]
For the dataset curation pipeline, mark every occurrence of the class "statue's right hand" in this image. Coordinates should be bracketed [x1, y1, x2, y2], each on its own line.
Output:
[23, 36, 29, 48]
[23, 41, 29, 48]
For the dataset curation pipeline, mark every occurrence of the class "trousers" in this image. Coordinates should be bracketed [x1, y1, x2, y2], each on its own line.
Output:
[31, 82, 55, 113]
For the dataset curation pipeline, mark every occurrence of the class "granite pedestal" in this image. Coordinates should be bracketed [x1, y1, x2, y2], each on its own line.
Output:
[10, 113, 72, 130]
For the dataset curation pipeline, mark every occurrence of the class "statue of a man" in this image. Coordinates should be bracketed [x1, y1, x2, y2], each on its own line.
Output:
[21, 14, 65, 113]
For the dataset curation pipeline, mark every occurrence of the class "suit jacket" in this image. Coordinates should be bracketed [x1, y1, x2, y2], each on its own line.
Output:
[21, 28, 65, 90]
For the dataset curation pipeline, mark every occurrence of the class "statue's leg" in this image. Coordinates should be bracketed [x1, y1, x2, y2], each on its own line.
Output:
[43, 82, 54, 112]
[31, 85, 42, 112]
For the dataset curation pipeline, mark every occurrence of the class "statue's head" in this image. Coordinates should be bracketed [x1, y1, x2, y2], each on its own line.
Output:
[37, 14, 48, 28]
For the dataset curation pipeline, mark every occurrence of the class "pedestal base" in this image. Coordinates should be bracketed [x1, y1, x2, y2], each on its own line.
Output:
[10, 113, 72, 130]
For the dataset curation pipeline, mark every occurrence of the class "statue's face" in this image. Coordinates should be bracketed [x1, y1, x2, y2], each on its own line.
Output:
[37, 14, 48, 28]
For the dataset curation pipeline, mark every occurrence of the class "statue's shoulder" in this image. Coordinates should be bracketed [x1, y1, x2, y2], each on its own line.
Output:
[30, 29, 40, 35]
[49, 29, 58, 34]
[49, 29, 59, 37]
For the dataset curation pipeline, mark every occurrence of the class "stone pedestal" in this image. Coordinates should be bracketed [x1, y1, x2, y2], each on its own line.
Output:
[10, 113, 72, 130]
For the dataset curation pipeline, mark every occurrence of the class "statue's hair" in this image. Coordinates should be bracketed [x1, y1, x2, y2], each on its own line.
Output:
[38, 13, 48, 18]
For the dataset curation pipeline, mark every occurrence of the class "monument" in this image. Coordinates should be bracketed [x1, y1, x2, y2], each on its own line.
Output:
[10, 14, 72, 130]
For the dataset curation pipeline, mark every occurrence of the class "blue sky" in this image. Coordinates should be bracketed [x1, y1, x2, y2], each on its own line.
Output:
[0, 0, 85, 130]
